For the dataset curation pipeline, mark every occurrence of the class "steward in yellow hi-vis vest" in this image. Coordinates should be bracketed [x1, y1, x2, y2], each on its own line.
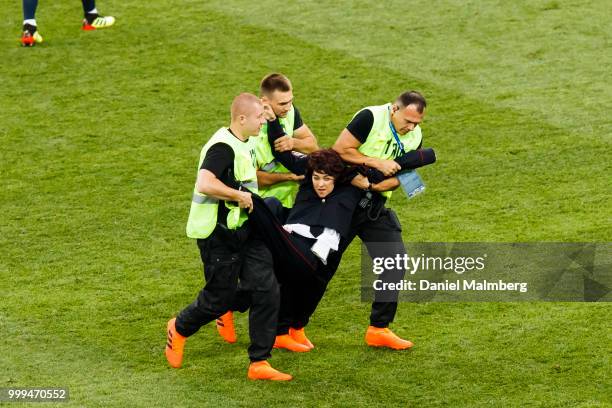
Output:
[253, 105, 298, 208]
[355, 103, 423, 199]
[166, 93, 293, 381]
[186, 127, 258, 239]
[253, 73, 319, 209]
[331, 90, 429, 351]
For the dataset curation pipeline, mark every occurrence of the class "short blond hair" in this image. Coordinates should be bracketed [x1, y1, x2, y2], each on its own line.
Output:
[230, 93, 261, 120]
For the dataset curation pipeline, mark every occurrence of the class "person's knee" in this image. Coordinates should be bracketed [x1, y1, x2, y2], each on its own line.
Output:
[267, 283, 281, 307]
[217, 294, 237, 314]
[231, 289, 251, 313]
[196, 285, 237, 314]
[252, 283, 280, 309]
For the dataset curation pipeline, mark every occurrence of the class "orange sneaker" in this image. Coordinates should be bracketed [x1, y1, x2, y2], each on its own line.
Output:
[247, 361, 292, 381]
[365, 326, 414, 350]
[273, 334, 311, 352]
[216, 311, 237, 343]
[289, 327, 314, 349]
[165, 318, 186, 368]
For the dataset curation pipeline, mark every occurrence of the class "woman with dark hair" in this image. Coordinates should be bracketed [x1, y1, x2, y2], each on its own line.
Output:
[215, 147, 366, 351]
[246, 148, 366, 269]
[282, 149, 362, 262]
[250, 148, 367, 351]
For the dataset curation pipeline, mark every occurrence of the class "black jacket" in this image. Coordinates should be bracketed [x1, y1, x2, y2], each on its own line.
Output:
[286, 182, 361, 238]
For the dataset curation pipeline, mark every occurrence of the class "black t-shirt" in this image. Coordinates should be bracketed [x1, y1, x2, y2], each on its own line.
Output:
[346, 108, 423, 150]
[292, 106, 304, 130]
[201, 142, 234, 179]
[346, 109, 374, 144]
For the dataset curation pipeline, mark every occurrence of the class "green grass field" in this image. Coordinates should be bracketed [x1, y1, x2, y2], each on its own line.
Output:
[1, 0, 610, 406]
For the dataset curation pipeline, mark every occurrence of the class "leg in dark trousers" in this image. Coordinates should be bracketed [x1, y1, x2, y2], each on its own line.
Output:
[278, 270, 331, 333]
[175, 234, 240, 337]
[230, 287, 251, 313]
[277, 283, 297, 335]
[240, 239, 279, 361]
[354, 207, 406, 328]
[290, 267, 332, 329]
[282, 235, 350, 331]
[276, 233, 319, 334]
[230, 197, 288, 316]
[230, 197, 314, 336]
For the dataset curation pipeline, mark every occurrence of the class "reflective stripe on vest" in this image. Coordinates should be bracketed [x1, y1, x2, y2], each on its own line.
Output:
[261, 161, 277, 172]
[357, 103, 423, 199]
[186, 128, 259, 239]
[241, 181, 258, 191]
[192, 193, 218, 205]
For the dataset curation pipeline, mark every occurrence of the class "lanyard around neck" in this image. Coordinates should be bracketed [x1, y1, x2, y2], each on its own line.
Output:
[387, 106, 405, 154]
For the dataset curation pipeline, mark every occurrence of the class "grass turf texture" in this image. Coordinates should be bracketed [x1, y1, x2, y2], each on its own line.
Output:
[1, 0, 610, 406]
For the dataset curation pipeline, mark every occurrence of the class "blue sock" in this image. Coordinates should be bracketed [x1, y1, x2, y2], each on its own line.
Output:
[82, 0, 97, 14]
[23, 0, 38, 21]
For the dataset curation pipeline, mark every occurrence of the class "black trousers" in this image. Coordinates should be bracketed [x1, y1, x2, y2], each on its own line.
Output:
[339, 205, 406, 327]
[175, 225, 279, 362]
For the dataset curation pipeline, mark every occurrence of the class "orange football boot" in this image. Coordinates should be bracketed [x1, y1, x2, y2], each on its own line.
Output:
[165, 318, 186, 368]
[21, 24, 43, 47]
[289, 327, 314, 349]
[273, 334, 311, 352]
[247, 361, 292, 381]
[216, 311, 237, 343]
[365, 326, 414, 350]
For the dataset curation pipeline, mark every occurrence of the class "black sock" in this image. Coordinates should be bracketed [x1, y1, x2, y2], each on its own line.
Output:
[85, 12, 99, 24]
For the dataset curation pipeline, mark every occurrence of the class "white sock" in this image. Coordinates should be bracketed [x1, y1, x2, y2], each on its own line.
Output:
[87, 8, 98, 14]
[23, 19, 37, 27]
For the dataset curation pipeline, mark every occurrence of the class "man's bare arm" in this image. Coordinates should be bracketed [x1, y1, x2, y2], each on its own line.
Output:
[371, 177, 400, 192]
[291, 124, 319, 153]
[333, 129, 401, 176]
[274, 124, 319, 154]
[196, 169, 253, 212]
[256, 170, 304, 187]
